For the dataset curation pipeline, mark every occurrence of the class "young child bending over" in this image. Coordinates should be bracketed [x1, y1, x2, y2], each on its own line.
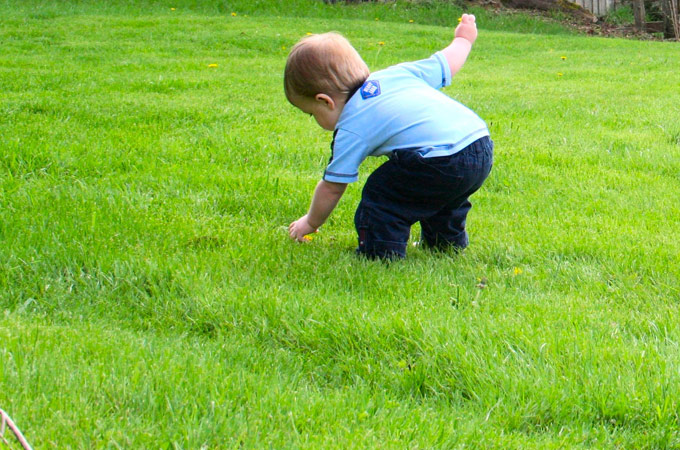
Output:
[285, 14, 493, 259]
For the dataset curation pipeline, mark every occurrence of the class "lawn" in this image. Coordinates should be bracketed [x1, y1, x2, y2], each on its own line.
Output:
[1, 0, 680, 448]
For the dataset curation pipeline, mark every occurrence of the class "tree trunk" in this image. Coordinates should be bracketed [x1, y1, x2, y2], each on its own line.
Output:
[633, 0, 646, 31]
[660, 0, 680, 38]
[668, 0, 680, 39]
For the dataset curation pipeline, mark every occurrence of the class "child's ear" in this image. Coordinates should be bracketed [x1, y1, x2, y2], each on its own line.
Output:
[314, 93, 336, 110]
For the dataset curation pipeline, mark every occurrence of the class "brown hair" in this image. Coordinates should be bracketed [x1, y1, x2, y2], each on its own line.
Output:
[284, 32, 370, 104]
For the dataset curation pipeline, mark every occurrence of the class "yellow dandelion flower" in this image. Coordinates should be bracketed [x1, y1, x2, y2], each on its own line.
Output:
[513, 267, 523, 275]
[375, 17, 379, 21]
[378, 41, 385, 46]
[231, 12, 237, 16]
[170, 7, 176, 11]
[561, 55, 567, 60]
[409, 19, 414, 23]
[557, 72, 563, 77]
[208, 63, 218, 68]
[458, 17, 462, 23]
[306, 32, 313, 35]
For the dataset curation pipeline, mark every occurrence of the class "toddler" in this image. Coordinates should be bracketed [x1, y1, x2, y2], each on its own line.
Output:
[285, 15, 492, 259]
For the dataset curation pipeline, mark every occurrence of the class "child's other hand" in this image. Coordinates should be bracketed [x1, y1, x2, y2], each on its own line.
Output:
[455, 14, 477, 44]
[289, 215, 317, 242]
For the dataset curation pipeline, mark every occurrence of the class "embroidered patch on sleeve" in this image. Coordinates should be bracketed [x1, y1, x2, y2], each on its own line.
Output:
[360, 80, 381, 99]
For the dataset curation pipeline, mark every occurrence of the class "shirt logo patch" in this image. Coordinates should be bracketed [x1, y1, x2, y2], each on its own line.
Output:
[360, 80, 381, 99]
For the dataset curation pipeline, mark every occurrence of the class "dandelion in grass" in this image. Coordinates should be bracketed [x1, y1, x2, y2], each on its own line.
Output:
[170, 7, 176, 11]
[458, 17, 463, 23]
[208, 63, 218, 68]
[557, 72, 563, 77]
[513, 267, 523, 276]
[306, 32, 313, 36]
[231, 12, 237, 16]
[375, 17, 380, 21]
[373, 41, 386, 66]
[409, 19, 414, 23]
[561, 55, 567, 60]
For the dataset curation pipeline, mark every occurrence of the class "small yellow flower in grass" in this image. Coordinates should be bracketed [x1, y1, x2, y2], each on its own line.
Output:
[458, 17, 462, 23]
[281, 45, 287, 50]
[513, 267, 523, 276]
[170, 7, 176, 11]
[378, 41, 385, 46]
[557, 72, 563, 77]
[561, 55, 567, 60]
[208, 63, 218, 68]
[231, 12, 237, 16]
[409, 19, 414, 23]
[375, 17, 380, 21]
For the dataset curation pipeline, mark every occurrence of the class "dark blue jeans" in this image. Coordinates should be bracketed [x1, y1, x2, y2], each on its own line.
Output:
[354, 136, 493, 259]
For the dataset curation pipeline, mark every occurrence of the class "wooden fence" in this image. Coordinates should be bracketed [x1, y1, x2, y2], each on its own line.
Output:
[571, 0, 680, 38]
[569, 0, 617, 16]
[632, 0, 680, 38]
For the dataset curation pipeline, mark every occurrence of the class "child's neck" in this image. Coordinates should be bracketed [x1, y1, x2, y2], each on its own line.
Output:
[345, 80, 367, 102]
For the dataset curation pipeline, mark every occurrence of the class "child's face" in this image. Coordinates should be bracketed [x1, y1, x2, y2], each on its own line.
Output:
[294, 94, 343, 132]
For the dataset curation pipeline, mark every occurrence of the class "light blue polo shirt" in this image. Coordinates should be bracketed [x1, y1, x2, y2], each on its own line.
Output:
[324, 51, 489, 184]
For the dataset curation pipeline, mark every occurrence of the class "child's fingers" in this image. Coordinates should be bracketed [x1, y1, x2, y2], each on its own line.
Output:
[461, 14, 476, 24]
[289, 225, 310, 242]
[289, 222, 300, 240]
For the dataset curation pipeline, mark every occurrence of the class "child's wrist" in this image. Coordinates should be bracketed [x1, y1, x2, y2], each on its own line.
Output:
[306, 216, 322, 231]
[454, 35, 475, 46]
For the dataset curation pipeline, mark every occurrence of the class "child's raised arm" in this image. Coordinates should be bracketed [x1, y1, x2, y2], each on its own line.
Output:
[440, 14, 478, 78]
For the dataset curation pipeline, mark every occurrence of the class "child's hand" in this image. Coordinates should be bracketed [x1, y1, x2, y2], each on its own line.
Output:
[455, 14, 477, 44]
[289, 215, 317, 242]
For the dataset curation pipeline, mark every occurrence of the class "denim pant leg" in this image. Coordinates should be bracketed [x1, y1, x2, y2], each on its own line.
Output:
[354, 137, 493, 259]
[354, 158, 413, 260]
[420, 199, 472, 249]
[420, 137, 494, 250]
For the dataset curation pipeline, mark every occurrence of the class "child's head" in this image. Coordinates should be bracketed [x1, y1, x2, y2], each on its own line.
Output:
[284, 32, 369, 106]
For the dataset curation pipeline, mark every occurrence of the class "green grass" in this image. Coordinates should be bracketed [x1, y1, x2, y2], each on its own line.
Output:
[0, 0, 577, 34]
[2, 0, 680, 448]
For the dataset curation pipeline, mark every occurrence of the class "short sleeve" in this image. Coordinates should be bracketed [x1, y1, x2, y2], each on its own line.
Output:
[323, 129, 368, 184]
[395, 52, 452, 90]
